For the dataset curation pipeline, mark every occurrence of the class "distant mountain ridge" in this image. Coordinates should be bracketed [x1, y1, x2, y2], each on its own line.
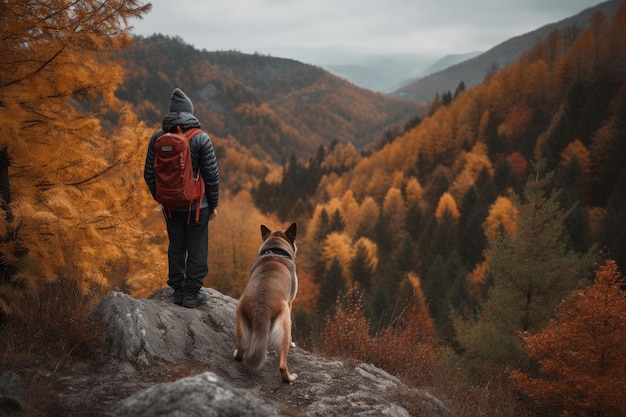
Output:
[392, 0, 624, 102]
[116, 37, 417, 161]
[322, 51, 482, 94]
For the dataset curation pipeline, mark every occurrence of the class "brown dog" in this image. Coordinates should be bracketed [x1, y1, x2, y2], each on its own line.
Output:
[234, 223, 298, 383]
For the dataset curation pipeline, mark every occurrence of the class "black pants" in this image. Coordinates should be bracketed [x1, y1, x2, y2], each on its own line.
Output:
[165, 207, 210, 295]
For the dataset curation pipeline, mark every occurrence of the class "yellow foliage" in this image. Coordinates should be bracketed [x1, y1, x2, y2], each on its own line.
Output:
[435, 192, 460, 222]
[449, 142, 493, 200]
[484, 196, 519, 239]
[353, 237, 379, 274]
[405, 177, 424, 205]
[355, 197, 380, 238]
[320, 172, 348, 199]
[340, 190, 361, 237]
[321, 232, 355, 284]
[321, 142, 360, 171]
[207, 191, 279, 297]
[347, 157, 375, 200]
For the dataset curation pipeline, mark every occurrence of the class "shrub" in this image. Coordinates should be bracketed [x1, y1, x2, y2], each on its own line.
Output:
[1, 277, 105, 366]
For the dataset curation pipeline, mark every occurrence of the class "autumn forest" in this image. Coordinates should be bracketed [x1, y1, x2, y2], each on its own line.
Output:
[2, 1, 626, 416]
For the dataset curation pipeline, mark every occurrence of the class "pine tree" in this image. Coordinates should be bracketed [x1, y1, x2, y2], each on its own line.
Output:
[318, 257, 346, 314]
[455, 160, 596, 373]
[349, 241, 376, 293]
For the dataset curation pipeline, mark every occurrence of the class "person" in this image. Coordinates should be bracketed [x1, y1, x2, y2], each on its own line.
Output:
[144, 88, 219, 308]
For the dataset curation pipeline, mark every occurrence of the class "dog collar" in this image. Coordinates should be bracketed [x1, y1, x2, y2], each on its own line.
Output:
[263, 247, 292, 258]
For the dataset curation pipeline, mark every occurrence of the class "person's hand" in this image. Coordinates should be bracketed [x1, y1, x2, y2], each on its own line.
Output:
[209, 207, 217, 221]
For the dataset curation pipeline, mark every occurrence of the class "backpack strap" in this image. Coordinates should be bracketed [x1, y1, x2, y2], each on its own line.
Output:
[183, 127, 203, 223]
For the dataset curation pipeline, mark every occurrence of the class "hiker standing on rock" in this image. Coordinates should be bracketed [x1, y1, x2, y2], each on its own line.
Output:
[144, 88, 219, 308]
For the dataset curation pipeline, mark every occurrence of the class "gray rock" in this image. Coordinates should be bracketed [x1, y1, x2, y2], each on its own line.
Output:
[108, 371, 278, 417]
[95, 288, 450, 416]
[0, 372, 26, 412]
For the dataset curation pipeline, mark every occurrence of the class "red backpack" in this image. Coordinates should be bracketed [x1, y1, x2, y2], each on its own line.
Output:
[154, 127, 204, 222]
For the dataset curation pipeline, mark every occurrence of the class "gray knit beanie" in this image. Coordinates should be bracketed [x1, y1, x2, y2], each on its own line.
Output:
[169, 88, 194, 114]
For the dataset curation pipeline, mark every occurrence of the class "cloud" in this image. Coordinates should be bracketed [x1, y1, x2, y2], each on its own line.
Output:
[130, 0, 606, 63]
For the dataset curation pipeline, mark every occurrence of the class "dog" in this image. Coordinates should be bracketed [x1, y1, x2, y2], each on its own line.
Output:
[234, 223, 298, 383]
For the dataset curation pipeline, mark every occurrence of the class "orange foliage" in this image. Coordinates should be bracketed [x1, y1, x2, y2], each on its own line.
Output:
[510, 259, 626, 416]
[317, 287, 440, 386]
[0, 1, 153, 290]
[450, 142, 493, 200]
[321, 232, 354, 283]
[484, 196, 519, 239]
[467, 259, 490, 301]
[382, 188, 408, 249]
[404, 177, 424, 205]
[497, 104, 533, 140]
[353, 237, 379, 275]
[318, 290, 372, 360]
[507, 152, 528, 178]
[205, 191, 281, 298]
[293, 270, 319, 315]
[355, 197, 380, 238]
[560, 139, 591, 178]
[586, 206, 607, 244]
[556, 28, 596, 85]
[435, 192, 460, 222]
[321, 142, 360, 171]
[339, 190, 360, 237]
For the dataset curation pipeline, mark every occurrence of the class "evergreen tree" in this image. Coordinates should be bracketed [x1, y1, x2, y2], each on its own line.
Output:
[328, 209, 345, 233]
[318, 257, 346, 314]
[455, 160, 597, 373]
[603, 169, 626, 269]
[350, 241, 376, 293]
[395, 236, 415, 273]
[314, 208, 331, 243]
[458, 201, 488, 268]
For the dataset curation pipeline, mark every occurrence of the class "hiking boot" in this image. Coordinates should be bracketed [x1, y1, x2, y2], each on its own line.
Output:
[173, 288, 184, 305]
[183, 291, 207, 308]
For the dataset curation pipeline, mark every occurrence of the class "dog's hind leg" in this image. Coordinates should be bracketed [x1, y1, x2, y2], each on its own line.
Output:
[234, 314, 245, 361]
[276, 305, 297, 383]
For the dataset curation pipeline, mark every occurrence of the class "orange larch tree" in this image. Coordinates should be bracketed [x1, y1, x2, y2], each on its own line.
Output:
[0, 1, 152, 300]
[510, 259, 626, 416]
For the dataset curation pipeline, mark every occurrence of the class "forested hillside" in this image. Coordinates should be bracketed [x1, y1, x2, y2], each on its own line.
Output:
[393, 0, 625, 102]
[273, 7, 626, 412]
[115, 35, 418, 161]
[2, 1, 626, 416]
[252, 1, 626, 387]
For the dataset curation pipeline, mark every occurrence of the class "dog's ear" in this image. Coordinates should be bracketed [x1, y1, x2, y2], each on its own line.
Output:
[285, 222, 297, 242]
[261, 225, 271, 240]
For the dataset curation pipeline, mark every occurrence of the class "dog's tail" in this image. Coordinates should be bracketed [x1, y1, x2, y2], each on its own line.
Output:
[243, 316, 270, 371]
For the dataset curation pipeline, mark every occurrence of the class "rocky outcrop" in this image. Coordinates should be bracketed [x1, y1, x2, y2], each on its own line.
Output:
[95, 288, 449, 416]
[0, 372, 26, 413]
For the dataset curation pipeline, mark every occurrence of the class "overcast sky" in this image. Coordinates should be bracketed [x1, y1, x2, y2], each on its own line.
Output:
[131, 0, 607, 65]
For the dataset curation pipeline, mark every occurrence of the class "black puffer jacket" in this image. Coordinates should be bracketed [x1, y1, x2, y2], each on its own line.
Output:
[143, 112, 219, 211]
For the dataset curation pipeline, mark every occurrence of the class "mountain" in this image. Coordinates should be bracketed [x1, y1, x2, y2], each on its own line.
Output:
[115, 36, 418, 161]
[414, 51, 483, 79]
[321, 53, 437, 93]
[323, 51, 482, 94]
[392, 0, 624, 102]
